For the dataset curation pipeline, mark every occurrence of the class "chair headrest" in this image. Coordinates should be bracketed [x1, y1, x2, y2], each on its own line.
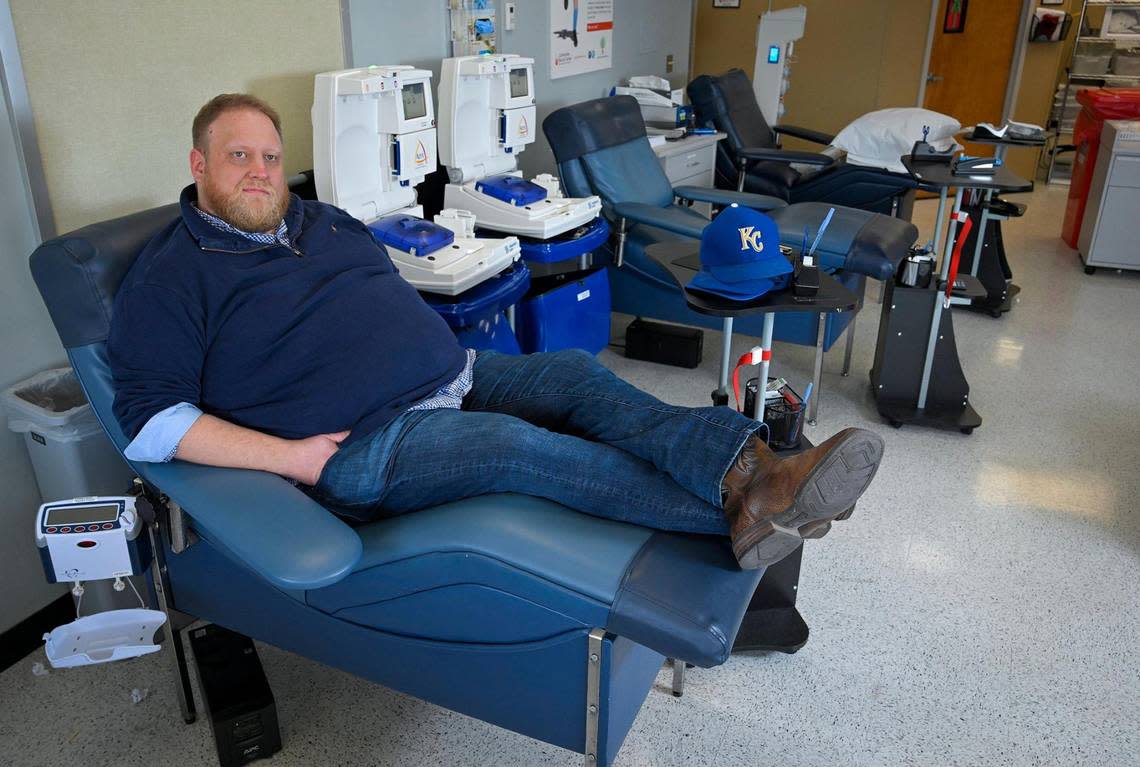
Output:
[30, 204, 180, 348]
[542, 95, 647, 163]
[688, 69, 762, 123]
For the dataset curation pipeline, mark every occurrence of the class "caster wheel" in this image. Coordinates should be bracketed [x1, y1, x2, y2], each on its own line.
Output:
[888, 419, 903, 429]
[960, 427, 974, 435]
[988, 309, 1002, 319]
[1084, 265, 1096, 275]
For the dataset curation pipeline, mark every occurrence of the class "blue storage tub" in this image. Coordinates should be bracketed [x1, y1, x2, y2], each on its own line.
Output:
[514, 217, 610, 265]
[420, 262, 531, 354]
[515, 267, 611, 354]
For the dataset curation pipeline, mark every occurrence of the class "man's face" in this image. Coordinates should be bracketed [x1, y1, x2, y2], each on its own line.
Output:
[190, 108, 288, 233]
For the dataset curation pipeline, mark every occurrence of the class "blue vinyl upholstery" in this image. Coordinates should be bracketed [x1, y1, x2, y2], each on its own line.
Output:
[29, 204, 767, 765]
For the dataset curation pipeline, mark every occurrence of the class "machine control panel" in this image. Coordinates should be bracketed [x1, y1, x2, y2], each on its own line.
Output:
[35, 496, 148, 583]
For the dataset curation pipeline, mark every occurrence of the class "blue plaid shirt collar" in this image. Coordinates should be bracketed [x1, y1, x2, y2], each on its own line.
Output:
[192, 204, 290, 247]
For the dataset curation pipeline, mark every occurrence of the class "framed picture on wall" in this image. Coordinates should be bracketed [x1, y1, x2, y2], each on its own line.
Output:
[712, 0, 741, 8]
[1102, 7, 1140, 40]
[943, 0, 968, 34]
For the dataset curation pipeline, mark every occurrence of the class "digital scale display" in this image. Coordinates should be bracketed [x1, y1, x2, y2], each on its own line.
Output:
[46, 503, 120, 526]
[402, 82, 427, 120]
[509, 68, 528, 98]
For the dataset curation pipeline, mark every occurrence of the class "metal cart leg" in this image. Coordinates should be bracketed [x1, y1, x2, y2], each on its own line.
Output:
[712, 317, 734, 406]
[841, 312, 857, 377]
[807, 313, 826, 425]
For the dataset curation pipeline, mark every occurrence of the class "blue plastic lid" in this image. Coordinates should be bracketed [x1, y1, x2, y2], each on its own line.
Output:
[368, 215, 455, 256]
[475, 174, 548, 207]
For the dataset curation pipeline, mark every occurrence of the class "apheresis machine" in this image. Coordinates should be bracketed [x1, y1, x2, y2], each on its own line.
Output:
[436, 54, 612, 354]
[437, 54, 602, 239]
[313, 65, 521, 296]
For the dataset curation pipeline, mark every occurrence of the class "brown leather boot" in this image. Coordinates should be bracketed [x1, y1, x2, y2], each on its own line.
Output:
[722, 428, 884, 569]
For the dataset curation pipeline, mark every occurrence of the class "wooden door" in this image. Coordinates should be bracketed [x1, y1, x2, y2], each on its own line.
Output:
[924, 0, 1024, 155]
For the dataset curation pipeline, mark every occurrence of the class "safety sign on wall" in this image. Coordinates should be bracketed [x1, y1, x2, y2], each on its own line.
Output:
[550, 0, 614, 79]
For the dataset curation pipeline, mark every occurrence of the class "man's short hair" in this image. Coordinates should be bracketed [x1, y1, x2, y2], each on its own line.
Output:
[192, 93, 283, 152]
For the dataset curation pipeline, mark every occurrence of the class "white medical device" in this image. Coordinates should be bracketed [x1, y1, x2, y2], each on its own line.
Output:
[313, 65, 520, 295]
[437, 54, 601, 239]
[752, 4, 807, 125]
[35, 496, 147, 583]
[34, 496, 166, 668]
[612, 75, 690, 128]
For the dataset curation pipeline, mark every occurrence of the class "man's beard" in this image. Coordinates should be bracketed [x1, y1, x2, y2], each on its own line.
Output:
[204, 176, 289, 233]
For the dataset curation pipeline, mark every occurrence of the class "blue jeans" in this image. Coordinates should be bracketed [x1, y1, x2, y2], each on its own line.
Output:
[312, 349, 763, 535]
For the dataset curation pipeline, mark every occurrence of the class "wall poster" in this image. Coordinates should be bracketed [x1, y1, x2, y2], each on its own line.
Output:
[550, 0, 614, 79]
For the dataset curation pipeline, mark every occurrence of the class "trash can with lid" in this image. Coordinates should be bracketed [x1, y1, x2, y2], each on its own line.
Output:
[1061, 88, 1140, 247]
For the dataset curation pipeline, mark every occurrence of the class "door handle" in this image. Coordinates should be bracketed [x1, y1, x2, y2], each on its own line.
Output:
[926, 73, 944, 83]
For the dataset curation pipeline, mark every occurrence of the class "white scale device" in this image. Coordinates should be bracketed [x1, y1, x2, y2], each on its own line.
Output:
[34, 496, 166, 668]
[437, 54, 601, 240]
[313, 65, 520, 296]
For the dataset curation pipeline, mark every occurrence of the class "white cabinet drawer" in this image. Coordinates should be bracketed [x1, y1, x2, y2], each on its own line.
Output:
[663, 149, 714, 182]
[1107, 154, 1140, 189]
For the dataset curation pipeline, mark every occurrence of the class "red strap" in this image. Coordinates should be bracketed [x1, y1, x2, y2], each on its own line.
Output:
[731, 348, 766, 411]
[946, 212, 974, 304]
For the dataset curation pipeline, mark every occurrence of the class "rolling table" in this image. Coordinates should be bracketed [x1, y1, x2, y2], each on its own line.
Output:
[646, 241, 859, 425]
[956, 130, 1046, 315]
[869, 157, 1030, 433]
[644, 240, 858, 657]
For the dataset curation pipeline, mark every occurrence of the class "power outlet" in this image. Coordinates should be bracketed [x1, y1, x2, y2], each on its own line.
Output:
[665, 53, 674, 73]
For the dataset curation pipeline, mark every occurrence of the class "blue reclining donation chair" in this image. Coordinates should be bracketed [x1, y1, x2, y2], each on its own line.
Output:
[542, 96, 918, 420]
[686, 69, 918, 219]
[29, 205, 767, 767]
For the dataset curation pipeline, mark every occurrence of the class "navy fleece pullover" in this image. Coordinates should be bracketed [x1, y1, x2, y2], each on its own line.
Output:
[108, 186, 467, 447]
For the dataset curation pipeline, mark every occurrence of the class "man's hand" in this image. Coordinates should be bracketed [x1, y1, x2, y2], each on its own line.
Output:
[283, 431, 351, 486]
[176, 415, 351, 485]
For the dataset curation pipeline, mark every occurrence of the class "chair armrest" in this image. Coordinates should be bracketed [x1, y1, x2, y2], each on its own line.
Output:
[772, 124, 835, 145]
[737, 147, 836, 168]
[673, 186, 787, 211]
[612, 201, 706, 240]
[142, 461, 362, 591]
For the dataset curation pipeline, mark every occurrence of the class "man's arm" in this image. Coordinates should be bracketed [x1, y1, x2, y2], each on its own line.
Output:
[176, 414, 349, 486]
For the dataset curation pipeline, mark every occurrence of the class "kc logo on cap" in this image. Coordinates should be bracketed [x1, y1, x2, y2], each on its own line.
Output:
[687, 204, 791, 301]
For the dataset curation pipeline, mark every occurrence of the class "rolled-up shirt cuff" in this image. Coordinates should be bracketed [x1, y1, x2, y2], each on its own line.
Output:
[123, 402, 203, 462]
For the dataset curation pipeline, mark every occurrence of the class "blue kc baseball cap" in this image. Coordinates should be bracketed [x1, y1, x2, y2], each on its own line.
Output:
[687, 204, 791, 300]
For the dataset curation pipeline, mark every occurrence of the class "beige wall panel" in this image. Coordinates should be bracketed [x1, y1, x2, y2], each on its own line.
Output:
[693, 0, 929, 150]
[10, 1, 343, 234]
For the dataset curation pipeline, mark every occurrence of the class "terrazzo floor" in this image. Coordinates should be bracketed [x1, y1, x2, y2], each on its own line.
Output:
[1, 185, 1137, 766]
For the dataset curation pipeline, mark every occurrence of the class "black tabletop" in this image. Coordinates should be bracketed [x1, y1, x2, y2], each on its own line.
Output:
[901, 156, 1033, 193]
[961, 130, 1050, 148]
[646, 242, 859, 319]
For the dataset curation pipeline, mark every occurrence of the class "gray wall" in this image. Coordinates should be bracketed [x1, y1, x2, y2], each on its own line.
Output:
[1, 7, 68, 632]
[348, 0, 694, 178]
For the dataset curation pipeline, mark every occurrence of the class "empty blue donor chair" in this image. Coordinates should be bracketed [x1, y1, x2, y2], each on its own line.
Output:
[29, 205, 765, 766]
[686, 69, 918, 218]
[543, 96, 918, 414]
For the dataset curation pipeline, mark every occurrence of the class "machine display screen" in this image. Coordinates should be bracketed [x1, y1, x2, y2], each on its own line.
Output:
[402, 82, 427, 120]
[767, 45, 780, 64]
[47, 503, 120, 526]
[509, 68, 528, 98]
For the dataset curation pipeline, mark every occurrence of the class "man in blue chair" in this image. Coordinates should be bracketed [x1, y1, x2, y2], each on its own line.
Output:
[109, 93, 885, 570]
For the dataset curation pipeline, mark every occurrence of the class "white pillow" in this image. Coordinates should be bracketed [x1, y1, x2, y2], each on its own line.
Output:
[832, 108, 961, 173]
